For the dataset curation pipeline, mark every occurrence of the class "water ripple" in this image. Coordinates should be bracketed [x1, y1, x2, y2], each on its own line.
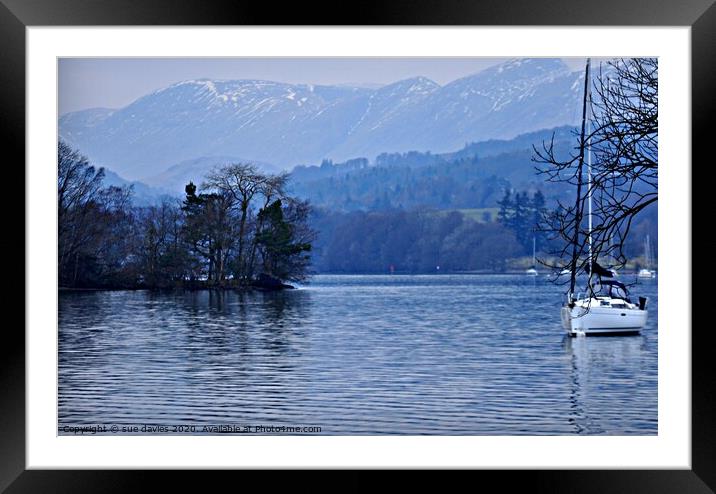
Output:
[58, 275, 658, 435]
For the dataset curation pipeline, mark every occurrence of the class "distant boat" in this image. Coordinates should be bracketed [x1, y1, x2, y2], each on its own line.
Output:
[637, 235, 656, 279]
[559, 59, 648, 337]
[526, 236, 539, 276]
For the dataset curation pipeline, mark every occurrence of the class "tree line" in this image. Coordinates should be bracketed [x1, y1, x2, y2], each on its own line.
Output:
[290, 157, 511, 212]
[308, 192, 655, 275]
[288, 127, 579, 215]
[58, 141, 314, 289]
[309, 209, 523, 273]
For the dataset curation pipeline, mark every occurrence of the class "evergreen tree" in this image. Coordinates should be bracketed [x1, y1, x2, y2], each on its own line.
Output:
[497, 189, 513, 227]
[531, 190, 547, 251]
[181, 181, 236, 283]
[255, 199, 312, 281]
[513, 191, 532, 252]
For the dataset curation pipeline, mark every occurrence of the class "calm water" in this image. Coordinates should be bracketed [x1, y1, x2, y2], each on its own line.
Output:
[58, 275, 658, 435]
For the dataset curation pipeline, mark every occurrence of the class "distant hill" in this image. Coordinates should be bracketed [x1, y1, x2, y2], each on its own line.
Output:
[101, 169, 175, 207]
[289, 126, 579, 211]
[446, 125, 578, 161]
[59, 58, 584, 181]
[142, 155, 281, 194]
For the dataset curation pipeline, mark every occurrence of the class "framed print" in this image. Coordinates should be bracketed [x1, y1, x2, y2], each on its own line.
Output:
[3, 0, 713, 490]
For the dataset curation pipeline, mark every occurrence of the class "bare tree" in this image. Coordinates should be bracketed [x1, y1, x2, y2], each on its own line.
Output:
[534, 58, 658, 289]
[203, 163, 267, 280]
[139, 199, 187, 287]
[202, 164, 304, 282]
[58, 141, 106, 285]
[58, 141, 137, 287]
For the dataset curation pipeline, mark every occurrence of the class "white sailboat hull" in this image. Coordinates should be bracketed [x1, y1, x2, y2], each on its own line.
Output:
[561, 301, 647, 336]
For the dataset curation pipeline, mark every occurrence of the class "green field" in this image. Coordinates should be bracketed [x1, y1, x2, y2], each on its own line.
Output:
[433, 208, 500, 223]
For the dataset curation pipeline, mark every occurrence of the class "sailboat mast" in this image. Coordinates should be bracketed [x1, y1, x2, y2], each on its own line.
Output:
[568, 58, 592, 299]
[587, 59, 593, 274]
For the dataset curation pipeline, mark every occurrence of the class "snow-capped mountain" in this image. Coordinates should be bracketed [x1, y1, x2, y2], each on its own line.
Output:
[59, 58, 585, 181]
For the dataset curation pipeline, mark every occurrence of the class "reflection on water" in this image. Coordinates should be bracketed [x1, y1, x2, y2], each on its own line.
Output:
[563, 335, 656, 434]
[58, 275, 657, 435]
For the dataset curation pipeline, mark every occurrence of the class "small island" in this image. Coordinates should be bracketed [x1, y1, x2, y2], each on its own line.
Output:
[59, 150, 314, 291]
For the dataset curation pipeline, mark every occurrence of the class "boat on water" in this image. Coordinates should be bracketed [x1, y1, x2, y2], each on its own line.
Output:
[560, 59, 648, 337]
[637, 235, 656, 279]
[526, 236, 539, 276]
[561, 280, 648, 335]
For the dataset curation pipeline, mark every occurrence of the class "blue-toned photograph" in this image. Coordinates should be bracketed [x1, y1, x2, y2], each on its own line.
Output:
[58, 57, 657, 435]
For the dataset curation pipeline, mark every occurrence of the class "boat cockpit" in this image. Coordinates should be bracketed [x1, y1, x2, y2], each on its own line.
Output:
[594, 280, 631, 302]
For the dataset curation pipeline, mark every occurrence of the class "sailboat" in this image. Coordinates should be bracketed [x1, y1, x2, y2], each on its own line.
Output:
[637, 235, 656, 279]
[526, 236, 538, 276]
[560, 59, 649, 337]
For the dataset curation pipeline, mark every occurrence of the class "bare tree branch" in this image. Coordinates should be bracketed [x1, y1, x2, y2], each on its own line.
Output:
[533, 58, 658, 292]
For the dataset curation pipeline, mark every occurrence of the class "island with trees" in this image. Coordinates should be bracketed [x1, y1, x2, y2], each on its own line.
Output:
[58, 142, 314, 290]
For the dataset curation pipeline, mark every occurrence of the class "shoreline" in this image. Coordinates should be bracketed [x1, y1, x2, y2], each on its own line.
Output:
[58, 271, 656, 292]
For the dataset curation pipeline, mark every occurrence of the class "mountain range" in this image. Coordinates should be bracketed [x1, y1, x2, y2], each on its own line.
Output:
[59, 58, 585, 182]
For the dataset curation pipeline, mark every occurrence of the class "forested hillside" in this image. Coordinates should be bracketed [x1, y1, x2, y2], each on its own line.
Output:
[289, 126, 578, 212]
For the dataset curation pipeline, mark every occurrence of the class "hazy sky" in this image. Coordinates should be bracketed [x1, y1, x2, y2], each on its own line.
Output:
[59, 57, 588, 115]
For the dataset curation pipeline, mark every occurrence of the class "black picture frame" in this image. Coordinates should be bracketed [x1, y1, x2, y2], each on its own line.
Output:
[3, 0, 712, 489]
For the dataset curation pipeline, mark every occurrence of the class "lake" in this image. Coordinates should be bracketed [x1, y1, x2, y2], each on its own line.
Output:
[58, 274, 658, 435]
